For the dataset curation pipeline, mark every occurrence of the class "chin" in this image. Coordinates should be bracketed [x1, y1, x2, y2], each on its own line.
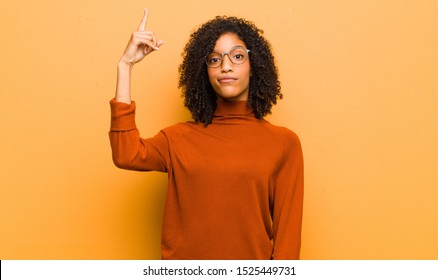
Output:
[217, 95, 243, 101]
[216, 90, 248, 101]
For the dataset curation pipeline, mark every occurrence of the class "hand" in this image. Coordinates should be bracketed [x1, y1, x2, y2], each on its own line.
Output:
[119, 8, 164, 66]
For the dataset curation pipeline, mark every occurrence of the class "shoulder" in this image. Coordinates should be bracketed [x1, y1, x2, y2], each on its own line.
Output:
[161, 121, 202, 137]
[263, 120, 300, 144]
[265, 122, 304, 166]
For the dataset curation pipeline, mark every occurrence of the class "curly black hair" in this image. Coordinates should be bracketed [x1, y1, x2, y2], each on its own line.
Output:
[178, 16, 282, 125]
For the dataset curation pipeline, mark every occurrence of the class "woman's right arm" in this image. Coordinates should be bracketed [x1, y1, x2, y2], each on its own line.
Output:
[110, 9, 168, 172]
[115, 8, 164, 104]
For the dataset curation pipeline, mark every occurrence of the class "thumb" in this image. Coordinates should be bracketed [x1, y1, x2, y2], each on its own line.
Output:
[144, 40, 164, 54]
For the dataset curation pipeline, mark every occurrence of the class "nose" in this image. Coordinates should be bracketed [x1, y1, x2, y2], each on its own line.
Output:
[220, 54, 233, 72]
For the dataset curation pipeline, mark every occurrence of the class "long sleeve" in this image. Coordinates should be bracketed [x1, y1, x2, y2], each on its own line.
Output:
[108, 99, 304, 260]
[271, 131, 304, 259]
[109, 99, 170, 172]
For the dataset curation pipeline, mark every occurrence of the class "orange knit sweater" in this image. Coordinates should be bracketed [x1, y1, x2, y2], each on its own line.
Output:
[109, 99, 304, 259]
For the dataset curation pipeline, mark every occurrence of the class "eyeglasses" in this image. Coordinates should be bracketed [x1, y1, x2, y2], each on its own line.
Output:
[205, 46, 250, 68]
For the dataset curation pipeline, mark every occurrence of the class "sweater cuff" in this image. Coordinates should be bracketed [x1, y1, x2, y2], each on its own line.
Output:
[110, 98, 137, 131]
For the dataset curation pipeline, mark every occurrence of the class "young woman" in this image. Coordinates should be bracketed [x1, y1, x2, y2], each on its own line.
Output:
[109, 9, 304, 260]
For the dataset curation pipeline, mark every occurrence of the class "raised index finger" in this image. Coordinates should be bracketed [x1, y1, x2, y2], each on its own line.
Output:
[137, 8, 148, 31]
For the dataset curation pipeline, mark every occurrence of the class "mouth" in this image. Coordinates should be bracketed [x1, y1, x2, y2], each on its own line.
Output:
[218, 77, 237, 83]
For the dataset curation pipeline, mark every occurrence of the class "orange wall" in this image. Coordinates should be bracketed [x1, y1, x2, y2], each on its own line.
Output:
[1, 0, 437, 259]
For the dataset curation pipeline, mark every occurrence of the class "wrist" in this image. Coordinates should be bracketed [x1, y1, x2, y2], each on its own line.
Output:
[117, 58, 134, 71]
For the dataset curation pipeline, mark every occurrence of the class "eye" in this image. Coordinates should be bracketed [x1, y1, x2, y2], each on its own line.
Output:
[230, 48, 247, 62]
[209, 57, 220, 63]
[207, 53, 222, 65]
[233, 54, 244, 60]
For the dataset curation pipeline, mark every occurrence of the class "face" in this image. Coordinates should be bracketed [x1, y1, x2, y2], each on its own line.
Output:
[207, 33, 251, 101]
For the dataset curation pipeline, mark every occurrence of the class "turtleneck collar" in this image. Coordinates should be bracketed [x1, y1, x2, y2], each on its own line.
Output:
[213, 100, 254, 118]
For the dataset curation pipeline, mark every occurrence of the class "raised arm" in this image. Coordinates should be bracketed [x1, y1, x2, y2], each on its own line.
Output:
[115, 8, 164, 104]
[109, 9, 168, 172]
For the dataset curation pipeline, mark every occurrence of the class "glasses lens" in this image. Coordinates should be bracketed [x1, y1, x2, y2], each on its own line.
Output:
[206, 52, 222, 67]
[229, 48, 248, 65]
[206, 47, 249, 67]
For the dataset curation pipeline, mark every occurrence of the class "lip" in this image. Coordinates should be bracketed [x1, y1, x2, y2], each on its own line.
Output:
[218, 76, 237, 83]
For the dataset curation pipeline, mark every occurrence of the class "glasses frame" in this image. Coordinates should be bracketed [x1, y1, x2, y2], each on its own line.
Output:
[205, 46, 251, 68]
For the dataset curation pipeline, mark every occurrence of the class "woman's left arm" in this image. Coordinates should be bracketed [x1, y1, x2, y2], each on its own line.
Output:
[271, 132, 304, 260]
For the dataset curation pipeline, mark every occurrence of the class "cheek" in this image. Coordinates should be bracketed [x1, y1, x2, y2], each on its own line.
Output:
[207, 69, 217, 84]
[241, 66, 251, 84]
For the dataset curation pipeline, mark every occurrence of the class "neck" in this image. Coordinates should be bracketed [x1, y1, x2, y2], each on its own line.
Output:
[214, 100, 254, 117]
